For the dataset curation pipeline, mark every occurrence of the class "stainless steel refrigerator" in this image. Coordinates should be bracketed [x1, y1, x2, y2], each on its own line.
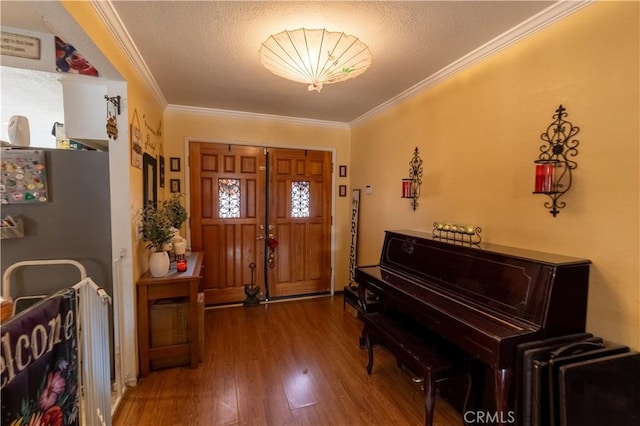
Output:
[1, 148, 112, 300]
[1, 147, 114, 373]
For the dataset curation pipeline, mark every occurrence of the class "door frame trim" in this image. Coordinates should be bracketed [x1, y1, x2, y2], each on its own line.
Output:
[182, 137, 337, 295]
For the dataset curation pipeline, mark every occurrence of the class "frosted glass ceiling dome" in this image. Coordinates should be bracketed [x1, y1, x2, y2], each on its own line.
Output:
[259, 28, 373, 92]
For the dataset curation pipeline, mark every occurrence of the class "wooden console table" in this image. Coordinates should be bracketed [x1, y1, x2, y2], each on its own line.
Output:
[137, 251, 203, 377]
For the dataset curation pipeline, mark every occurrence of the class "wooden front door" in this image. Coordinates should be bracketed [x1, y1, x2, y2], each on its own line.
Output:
[189, 143, 266, 305]
[189, 143, 332, 305]
[267, 148, 332, 298]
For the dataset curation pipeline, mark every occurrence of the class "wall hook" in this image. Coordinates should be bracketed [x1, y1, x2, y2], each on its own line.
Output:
[105, 95, 121, 115]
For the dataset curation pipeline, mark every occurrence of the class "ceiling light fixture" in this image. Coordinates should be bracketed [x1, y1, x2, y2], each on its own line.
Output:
[259, 28, 372, 92]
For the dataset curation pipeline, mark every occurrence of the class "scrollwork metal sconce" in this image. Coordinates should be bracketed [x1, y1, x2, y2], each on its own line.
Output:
[401, 147, 423, 210]
[533, 105, 580, 217]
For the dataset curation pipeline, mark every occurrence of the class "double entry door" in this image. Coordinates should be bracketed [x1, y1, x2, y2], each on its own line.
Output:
[189, 142, 332, 305]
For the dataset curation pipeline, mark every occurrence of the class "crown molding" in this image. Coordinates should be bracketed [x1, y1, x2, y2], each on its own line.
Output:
[350, 0, 594, 127]
[166, 105, 350, 130]
[91, 0, 591, 129]
[90, 0, 167, 108]
[92, 0, 345, 128]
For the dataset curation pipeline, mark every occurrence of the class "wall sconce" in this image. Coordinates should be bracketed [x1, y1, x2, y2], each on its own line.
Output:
[401, 147, 423, 211]
[533, 105, 580, 217]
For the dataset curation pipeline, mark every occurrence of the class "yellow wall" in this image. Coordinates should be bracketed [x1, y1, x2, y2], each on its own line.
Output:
[351, 1, 639, 349]
[62, 1, 166, 281]
[64, 1, 638, 349]
[163, 111, 352, 290]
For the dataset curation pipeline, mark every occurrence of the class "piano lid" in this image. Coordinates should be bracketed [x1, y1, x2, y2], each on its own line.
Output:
[390, 229, 591, 266]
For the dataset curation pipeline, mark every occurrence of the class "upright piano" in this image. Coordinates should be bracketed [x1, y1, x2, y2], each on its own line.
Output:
[355, 230, 590, 416]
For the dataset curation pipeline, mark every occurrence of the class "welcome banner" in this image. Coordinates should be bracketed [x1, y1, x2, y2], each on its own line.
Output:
[1, 288, 79, 426]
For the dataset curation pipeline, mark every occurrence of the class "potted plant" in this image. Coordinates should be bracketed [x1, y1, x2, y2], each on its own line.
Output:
[140, 204, 174, 277]
[162, 193, 188, 229]
[162, 193, 188, 258]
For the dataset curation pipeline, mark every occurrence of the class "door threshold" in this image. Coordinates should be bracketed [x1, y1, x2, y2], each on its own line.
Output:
[204, 292, 332, 310]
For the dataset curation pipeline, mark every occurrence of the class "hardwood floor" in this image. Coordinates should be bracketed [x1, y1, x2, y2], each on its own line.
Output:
[114, 296, 462, 425]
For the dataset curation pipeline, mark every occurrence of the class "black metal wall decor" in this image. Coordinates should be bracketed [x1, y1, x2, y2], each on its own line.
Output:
[401, 147, 423, 210]
[533, 104, 580, 217]
[104, 95, 121, 115]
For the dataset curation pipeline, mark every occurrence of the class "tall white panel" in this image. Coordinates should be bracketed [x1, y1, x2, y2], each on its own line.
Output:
[61, 76, 107, 142]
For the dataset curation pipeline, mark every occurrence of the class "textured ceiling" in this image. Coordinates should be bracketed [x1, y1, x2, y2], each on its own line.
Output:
[2, 1, 569, 124]
[110, 1, 556, 123]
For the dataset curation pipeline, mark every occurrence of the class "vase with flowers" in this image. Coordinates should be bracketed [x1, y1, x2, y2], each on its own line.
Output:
[140, 204, 174, 277]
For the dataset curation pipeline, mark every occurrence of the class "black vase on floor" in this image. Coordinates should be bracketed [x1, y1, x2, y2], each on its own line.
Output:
[243, 284, 260, 307]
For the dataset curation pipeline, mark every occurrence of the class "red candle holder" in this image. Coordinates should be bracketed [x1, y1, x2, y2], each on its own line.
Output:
[401, 179, 413, 198]
[176, 259, 187, 272]
[534, 161, 556, 193]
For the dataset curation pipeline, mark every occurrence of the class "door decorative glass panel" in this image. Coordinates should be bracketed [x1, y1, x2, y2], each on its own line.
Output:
[219, 178, 240, 218]
[291, 181, 310, 218]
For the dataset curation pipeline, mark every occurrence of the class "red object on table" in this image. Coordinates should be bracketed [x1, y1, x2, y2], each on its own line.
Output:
[177, 259, 188, 272]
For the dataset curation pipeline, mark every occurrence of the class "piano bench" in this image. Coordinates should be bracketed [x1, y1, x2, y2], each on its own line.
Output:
[362, 312, 469, 426]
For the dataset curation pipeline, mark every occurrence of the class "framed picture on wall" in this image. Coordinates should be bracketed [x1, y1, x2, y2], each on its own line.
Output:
[339, 185, 347, 197]
[170, 157, 181, 172]
[142, 153, 157, 207]
[339, 165, 347, 177]
[170, 179, 181, 193]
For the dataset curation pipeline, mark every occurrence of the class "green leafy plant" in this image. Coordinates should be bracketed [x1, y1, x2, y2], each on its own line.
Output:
[162, 193, 188, 229]
[140, 204, 174, 252]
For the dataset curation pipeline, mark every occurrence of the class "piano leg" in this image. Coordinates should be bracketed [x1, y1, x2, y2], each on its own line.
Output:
[464, 361, 485, 425]
[465, 364, 513, 424]
[462, 366, 474, 426]
[494, 368, 512, 420]
[357, 284, 367, 314]
[424, 370, 435, 426]
[365, 328, 374, 374]
[357, 284, 369, 348]
[359, 327, 367, 349]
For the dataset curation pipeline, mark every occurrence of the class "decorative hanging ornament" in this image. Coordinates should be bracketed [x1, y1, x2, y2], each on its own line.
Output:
[105, 95, 121, 140]
[106, 112, 118, 140]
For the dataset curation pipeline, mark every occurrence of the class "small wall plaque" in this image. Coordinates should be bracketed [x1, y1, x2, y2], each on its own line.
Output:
[1, 32, 41, 60]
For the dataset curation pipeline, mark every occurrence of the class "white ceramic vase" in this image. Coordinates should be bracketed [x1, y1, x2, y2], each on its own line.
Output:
[149, 250, 170, 277]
